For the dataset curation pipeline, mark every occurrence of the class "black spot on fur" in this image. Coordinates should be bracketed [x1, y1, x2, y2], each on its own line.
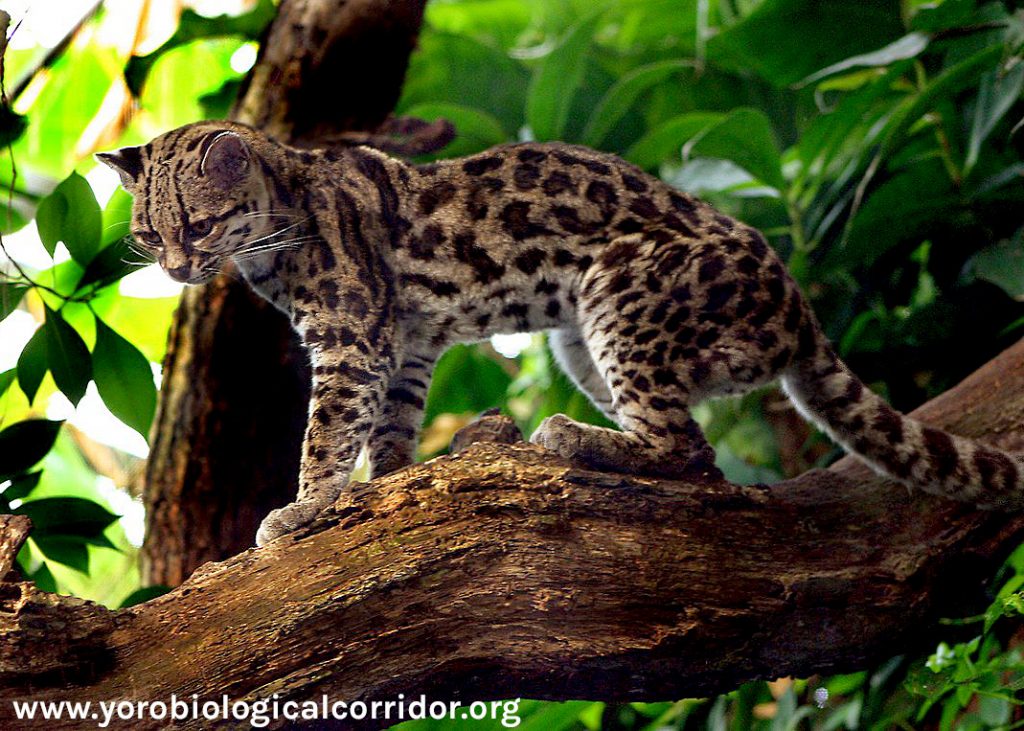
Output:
[417, 182, 457, 215]
[514, 163, 542, 190]
[542, 170, 576, 196]
[514, 248, 546, 274]
[500, 201, 552, 240]
[922, 428, 960, 479]
[454, 231, 505, 284]
[463, 156, 503, 175]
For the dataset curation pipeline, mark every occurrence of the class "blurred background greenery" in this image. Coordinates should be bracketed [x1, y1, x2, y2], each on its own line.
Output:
[1, 0, 1023, 727]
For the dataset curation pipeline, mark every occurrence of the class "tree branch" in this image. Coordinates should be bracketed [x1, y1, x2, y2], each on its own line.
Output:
[2, 339, 1024, 726]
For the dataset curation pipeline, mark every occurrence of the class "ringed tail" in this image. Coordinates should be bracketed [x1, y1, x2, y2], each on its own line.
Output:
[781, 323, 1023, 508]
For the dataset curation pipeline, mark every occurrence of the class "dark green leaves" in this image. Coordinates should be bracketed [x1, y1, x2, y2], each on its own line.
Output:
[92, 318, 157, 439]
[16, 326, 48, 404]
[0, 419, 62, 479]
[42, 304, 92, 406]
[16, 497, 119, 539]
[17, 497, 121, 571]
[0, 282, 27, 322]
[36, 172, 102, 265]
[526, 13, 603, 141]
[707, 0, 905, 87]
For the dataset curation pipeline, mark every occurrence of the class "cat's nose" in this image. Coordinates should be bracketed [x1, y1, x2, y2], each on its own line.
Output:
[166, 264, 192, 283]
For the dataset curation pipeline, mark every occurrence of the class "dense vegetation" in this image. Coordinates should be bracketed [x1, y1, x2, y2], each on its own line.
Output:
[1, 0, 1022, 727]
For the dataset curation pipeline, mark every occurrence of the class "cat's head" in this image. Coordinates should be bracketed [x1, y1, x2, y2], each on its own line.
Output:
[97, 122, 284, 284]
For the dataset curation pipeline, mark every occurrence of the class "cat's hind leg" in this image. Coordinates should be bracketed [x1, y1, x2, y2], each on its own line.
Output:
[547, 327, 617, 422]
[532, 269, 721, 479]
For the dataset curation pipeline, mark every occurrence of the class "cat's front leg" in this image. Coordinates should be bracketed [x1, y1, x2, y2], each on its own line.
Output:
[366, 340, 441, 479]
[256, 320, 396, 546]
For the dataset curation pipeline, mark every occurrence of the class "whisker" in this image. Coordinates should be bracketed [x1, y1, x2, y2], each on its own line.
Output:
[232, 236, 320, 259]
[236, 215, 314, 250]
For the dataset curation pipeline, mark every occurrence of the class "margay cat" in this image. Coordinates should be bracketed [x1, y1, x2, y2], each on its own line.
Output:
[98, 121, 1023, 546]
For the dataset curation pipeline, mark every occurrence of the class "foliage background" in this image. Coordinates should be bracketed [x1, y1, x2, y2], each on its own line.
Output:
[1, 0, 1023, 728]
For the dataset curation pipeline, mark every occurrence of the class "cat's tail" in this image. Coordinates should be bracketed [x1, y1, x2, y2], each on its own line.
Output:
[780, 324, 1023, 508]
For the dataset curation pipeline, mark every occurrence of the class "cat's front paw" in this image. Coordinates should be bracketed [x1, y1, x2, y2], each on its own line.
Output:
[255, 500, 324, 546]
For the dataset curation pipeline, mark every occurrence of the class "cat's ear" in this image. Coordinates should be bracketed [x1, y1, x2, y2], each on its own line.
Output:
[95, 146, 144, 191]
[200, 131, 250, 187]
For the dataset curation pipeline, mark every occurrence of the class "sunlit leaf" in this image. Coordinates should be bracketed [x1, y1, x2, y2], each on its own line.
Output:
[16, 326, 48, 404]
[124, 0, 276, 95]
[424, 345, 512, 426]
[0, 419, 62, 480]
[0, 368, 15, 399]
[35, 172, 102, 265]
[92, 318, 157, 439]
[526, 12, 603, 141]
[42, 304, 92, 407]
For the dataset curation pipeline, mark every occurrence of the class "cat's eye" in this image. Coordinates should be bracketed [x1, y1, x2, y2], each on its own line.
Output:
[134, 230, 162, 247]
[189, 218, 213, 238]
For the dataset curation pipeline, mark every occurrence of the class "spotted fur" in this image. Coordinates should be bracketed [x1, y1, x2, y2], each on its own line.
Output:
[98, 121, 1024, 545]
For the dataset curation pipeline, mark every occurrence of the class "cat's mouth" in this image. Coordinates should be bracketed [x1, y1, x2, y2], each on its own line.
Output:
[165, 267, 218, 286]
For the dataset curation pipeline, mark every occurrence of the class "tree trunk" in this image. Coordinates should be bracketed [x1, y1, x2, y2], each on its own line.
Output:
[3, 340, 1024, 729]
[142, 0, 428, 586]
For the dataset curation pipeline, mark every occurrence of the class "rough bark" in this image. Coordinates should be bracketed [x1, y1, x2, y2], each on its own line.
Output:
[3, 339, 1024, 729]
[143, 0, 429, 585]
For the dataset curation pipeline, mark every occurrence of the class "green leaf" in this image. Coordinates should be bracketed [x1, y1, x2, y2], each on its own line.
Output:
[624, 112, 724, 170]
[1, 471, 42, 502]
[402, 102, 509, 158]
[526, 13, 604, 141]
[16, 326, 48, 404]
[35, 172, 102, 265]
[968, 234, 1024, 297]
[101, 187, 133, 247]
[92, 318, 157, 438]
[581, 59, 693, 148]
[43, 304, 93, 407]
[0, 105, 28, 147]
[30, 562, 57, 593]
[118, 585, 172, 608]
[0, 419, 63, 480]
[707, 0, 905, 87]
[32, 536, 90, 573]
[966, 63, 1024, 174]
[424, 345, 512, 425]
[796, 32, 930, 88]
[76, 237, 152, 292]
[824, 160, 957, 270]
[15, 496, 119, 538]
[0, 282, 28, 321]
[877, 44, 1004, 164]
[0, 368, 15, 398]
[124, 0, 276, 95]
[685, 108, 785, 190]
